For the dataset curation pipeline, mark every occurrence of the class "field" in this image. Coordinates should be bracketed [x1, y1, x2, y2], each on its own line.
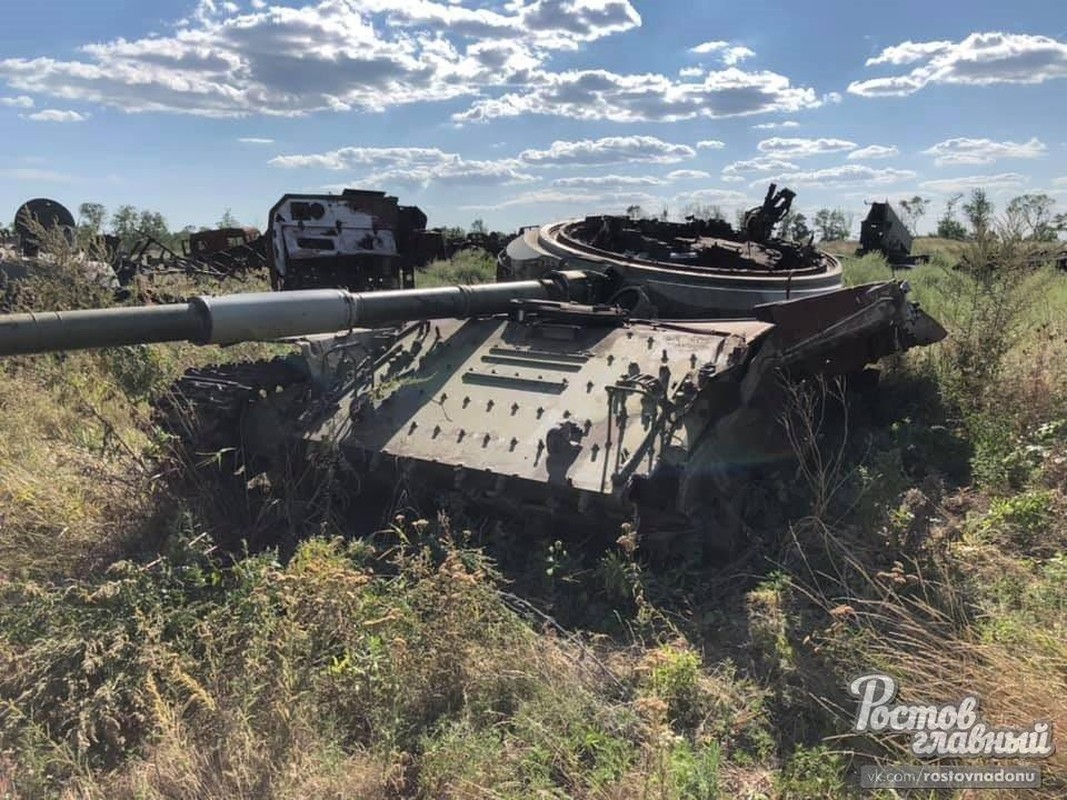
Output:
[1, 238, 1065, 798]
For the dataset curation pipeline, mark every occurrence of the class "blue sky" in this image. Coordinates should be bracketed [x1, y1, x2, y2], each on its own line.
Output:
[2, 0, 1066, 235]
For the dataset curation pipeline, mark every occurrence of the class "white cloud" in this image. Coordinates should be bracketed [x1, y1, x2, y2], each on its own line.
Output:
[690, 40, 729, 55]
[552, 174, 665, 187]
[850, 32, 1067, 97]
[0, 167, 74, 182]
[270, 145, 536, 187]
[0, 95, 33, 108]
[672, 188, 749, 207]
[23, 109, 87, 122]
[1054, 176, 1067, 187]
[696, 139, 725, 150]
[919, 173, 1029, 192]
[722, 157, 799, 176]
[0, 0, 643, 118]
[453, 66, 821, 123]
[0, 0, 817, 124]
[665, 169, 711, 180]
[757, 137, 857, 158]
[752, 119, 799, 130]
[759, 164, 917, 188]
[847, 144, 899, 160]
[921, 137, 1046, 166]
[688, 41, 754, 66]
[865, 40, 954, 66]
[462, 187, 662, 210]
[238, 136, 274, 144]
[518, 136, 695, 166]
[678, 67, 703, 78]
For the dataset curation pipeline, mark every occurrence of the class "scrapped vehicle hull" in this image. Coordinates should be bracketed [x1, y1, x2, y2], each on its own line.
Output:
[268, 189, 442, 292]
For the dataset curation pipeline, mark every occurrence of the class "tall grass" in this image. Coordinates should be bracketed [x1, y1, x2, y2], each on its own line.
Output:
[1, 236, 1065, 797]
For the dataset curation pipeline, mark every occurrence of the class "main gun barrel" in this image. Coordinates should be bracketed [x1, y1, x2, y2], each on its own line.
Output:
[0, 272, 590, 357]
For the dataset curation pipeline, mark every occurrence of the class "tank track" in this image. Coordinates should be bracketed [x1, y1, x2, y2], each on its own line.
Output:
[153, 357, 310, 458]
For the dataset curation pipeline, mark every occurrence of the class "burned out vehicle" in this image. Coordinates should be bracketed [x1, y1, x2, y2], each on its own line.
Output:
[13, 198, 76, 258]
[267, 189, 443, 292]
[499, 185, 843, 315]
[0, 232, 947, 551]
[857, 202, 930, 268]
[181, 226, 268, 274]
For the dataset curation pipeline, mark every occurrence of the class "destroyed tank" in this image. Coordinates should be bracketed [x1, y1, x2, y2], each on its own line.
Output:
[499, 184, 843, 316]
[0, 258, 946, 552]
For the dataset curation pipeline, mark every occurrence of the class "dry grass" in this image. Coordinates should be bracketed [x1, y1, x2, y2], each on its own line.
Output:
[1, 230, 1066, 798]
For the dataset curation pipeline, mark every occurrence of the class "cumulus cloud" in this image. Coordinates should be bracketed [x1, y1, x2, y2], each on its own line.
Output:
[0, 95, 33, 108]
[453, 66, 821, 123]
[463, 187, 663, 210]
[552, 174, 665, 187]
[24, 109, 87, 122]
[696, 139, 725, 150]
[517, 136, 695, 166]
[722, 157, 799, 177]
[0, 0, 818, 124]
[752, 119, 799, 130]
[238, 136, 274, 144]
[678, 66, 703, 78]
[847, 144, 899, 160]
[918, 172, 1029, 192]
[0, 0, 642, 118]
[270, 145, 536, 186]
[759, 164, 917, 188]
[757, 137, 857, 158]
[921, 137, 1046, 166]
[666, 169, 711, 180]
[849, 32, 1067, 97]
[689, 41, 755, 66]
[672, 188, 749, 206]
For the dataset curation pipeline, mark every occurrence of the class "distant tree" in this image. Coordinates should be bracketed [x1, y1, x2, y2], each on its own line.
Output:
[963, 188, 994, 239]
[109, 205, 139, 240]
[936, 193, 967, 240]
[469, 218, 487, 234]
[898, 195, 928, 235]
[660, 205, 669, 221]
[77, 202, 107, 234]
[138, 210, 170, 242]
[779, 209, 811, 241]
[680, 202, 724, 221]
[625, 204, 644, 221]
[1054, 212, 1067, 238]
[1005, 193, 1058, 241]
[109, 205, 173, 246]
[813, 208, 850, 241]
[218, 208, 240, 228]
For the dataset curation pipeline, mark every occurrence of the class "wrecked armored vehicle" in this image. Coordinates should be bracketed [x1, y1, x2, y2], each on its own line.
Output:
[0, 251, 946, 551]
[500, 185, 843, 315]
[267, 189, 444, 292]
[857, 202, 930, 268]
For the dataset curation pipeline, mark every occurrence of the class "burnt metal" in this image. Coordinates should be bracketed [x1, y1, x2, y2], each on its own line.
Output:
[268, 189, 430, 292]
[13, 198, 76, 257]
[499, 184, 843, 316]
[857, 202, 930, 267]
